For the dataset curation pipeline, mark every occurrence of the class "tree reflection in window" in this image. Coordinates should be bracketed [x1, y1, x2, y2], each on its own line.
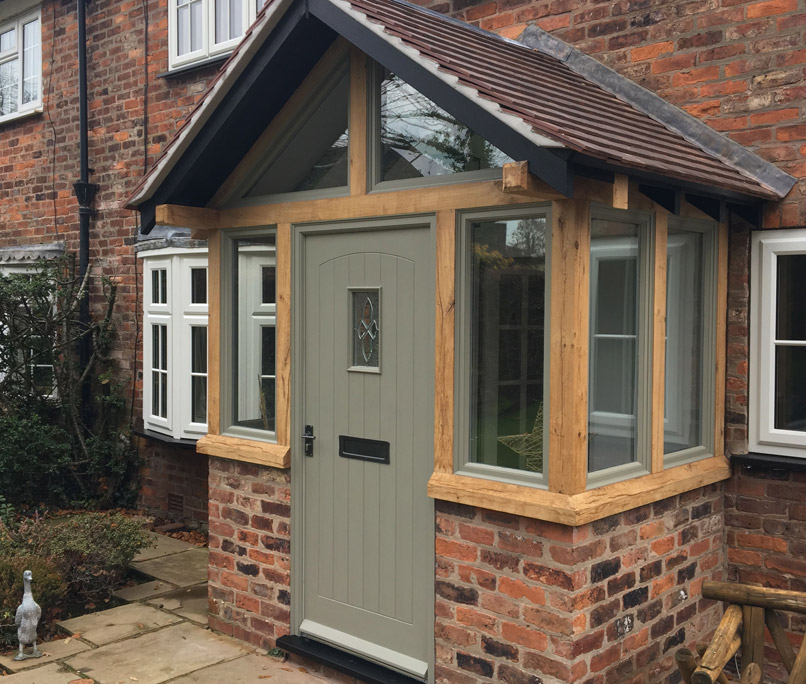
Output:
[379, 69, 512, 182]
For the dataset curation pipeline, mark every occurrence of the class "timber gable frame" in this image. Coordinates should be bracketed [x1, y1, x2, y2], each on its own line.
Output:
[127, 0, 794, 528]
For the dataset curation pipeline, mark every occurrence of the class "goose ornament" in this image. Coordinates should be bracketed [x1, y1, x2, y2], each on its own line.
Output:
[14, 569, 43, 661]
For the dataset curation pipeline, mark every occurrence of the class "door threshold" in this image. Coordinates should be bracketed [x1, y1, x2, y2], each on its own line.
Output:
[276, 635, 426, 684]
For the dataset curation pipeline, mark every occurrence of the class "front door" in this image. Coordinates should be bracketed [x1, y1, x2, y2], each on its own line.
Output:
[296, 219, 435, 681]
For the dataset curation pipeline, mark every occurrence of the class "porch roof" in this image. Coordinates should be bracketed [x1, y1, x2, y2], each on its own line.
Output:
[126, 0, 795, 231]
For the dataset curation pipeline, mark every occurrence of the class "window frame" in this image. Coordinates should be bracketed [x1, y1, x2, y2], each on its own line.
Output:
[167, 0, 264, 71]
[141, 249, 209, 440]
[455, 205, 552, 490]
[749, 228, 806, 458]
[0, 7, 42, 125]
[220, 227, 279, 443]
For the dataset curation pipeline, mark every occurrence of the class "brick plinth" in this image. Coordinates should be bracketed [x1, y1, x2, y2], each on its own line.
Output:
[137, 437, 208, 528]
[725, 466, 806, 682]
[207, 456, 291, 650]
[434, 485, 725, 684]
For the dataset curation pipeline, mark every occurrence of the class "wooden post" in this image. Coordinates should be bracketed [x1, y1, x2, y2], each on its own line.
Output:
[692, 605, 743, 684]
[651, 211, 668, 473]
[433, 210, 455, 474]
[767, 609, 796, 673]
[502, 161, 530, 193]
[695, 645, 730, 684]
[743, 605, 765, 670]
[349, 47, 368, 196]
[613, 173, 629, 209]
[676, 648, 698, 684]
[704, 581, 806, 615]
[789, 636, 806, 684]
[740, 663, 762, 684]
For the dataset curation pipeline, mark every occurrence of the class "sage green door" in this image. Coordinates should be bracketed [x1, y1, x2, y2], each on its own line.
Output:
[298, 220, 435, 681]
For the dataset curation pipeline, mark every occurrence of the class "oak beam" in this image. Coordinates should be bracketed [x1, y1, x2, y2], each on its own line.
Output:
[715, 222, 728, 458]
[434, 210, 456, 474]
[206, 230, 222, 435]
[613, 173, 629, 209]
[349, 47, 368, 196]
[197, 433, 290, 469]
[276, 223, 291, 446]
[651, 211, 668, 473]
[156, 204, 221, 230]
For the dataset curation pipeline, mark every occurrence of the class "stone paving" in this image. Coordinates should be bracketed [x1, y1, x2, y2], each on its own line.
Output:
[0, 532, 348, 684]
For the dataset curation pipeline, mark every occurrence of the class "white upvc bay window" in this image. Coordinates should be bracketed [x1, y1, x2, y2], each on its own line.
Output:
[142, 250, 209, 440]
[169, 0, 268, 69]
[750, 229, 806, 457]
[0, 8, 41, 123]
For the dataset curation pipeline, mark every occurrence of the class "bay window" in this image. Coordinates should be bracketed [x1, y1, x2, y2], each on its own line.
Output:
[750, 229, 806, 457]
[0, 9, 41, 123]
[169, 0, 268, 70]
[142, 251, 209, 439]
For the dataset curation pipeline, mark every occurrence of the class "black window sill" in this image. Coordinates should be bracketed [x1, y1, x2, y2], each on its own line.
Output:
[157, 55, 228, 80]
[133, 426, 200, 449]
[732, 452, 806, 473]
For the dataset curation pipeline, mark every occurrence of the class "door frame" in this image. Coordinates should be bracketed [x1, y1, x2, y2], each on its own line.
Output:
[290, 214, 437, 681]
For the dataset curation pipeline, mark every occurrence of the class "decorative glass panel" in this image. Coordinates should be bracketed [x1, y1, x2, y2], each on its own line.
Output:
[191, 267, 207, 304]
[379, 68, 512, 182]
[664, 229, 705, 455]
[352, 290, 380, 368]
[246, 69, 349, 197]
[470, 216, 547, 474]
[588, 219, 640, 473]
[774, 254, 806, 432]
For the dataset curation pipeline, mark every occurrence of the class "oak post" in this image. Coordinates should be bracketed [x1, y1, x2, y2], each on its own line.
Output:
[743, 605, 765, 670]
[434, 210, 456, 474]
[651, 211, 668, 473]
[206, 229, 222, 436]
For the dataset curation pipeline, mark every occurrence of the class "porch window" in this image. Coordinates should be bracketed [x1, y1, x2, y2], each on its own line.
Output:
[168, 0, 265, 70]
[750, 229, 806, 457]
[372, 63, 512, 189]
[0, 9, 41, 123]
[226, 233, 277, 436]
[142, 251, 209, 440]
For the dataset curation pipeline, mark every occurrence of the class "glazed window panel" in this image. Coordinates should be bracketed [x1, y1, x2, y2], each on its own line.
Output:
[774, 254, 806, 432]
[469, 215, 547, 476]
[0, 11, 40, 122]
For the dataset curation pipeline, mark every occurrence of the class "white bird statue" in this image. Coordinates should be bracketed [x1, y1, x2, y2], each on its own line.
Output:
[14, 570, 43, 661]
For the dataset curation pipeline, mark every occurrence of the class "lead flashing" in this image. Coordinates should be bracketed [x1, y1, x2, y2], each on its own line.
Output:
[520, 25, 797, 200]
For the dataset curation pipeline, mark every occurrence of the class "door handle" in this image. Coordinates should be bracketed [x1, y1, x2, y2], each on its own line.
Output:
[302, 425, 316, 457]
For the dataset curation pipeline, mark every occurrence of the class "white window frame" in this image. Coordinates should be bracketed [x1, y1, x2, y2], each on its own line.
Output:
[167, 0, 266, 70]
[141, 248, 209, 440]
[0, 7, 42, 124]
[750, 229, 806, 458]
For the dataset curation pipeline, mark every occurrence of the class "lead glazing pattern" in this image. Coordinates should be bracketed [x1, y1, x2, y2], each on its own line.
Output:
[353, 290, 380, 367]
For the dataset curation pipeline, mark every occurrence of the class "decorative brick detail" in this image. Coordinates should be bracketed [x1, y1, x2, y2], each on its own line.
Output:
[434, 485, 725, 684]
[207, 456, 291, 650]
[137, 438, 208, 528]
[725, 466, 806, 683]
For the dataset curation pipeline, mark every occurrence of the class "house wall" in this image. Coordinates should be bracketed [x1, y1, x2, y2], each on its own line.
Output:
[0, 0, 215, 520]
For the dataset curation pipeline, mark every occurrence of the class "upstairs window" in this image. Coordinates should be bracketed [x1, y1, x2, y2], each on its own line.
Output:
[750, 229, 806, 458]
[0, 9, 41, 124]
[168, 0, 268, 70]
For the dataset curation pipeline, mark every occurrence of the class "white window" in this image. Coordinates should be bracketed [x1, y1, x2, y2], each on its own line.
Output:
[142, 249, 209, 440]
[750, 229, 806, 457]
[0, 8, 41, 123]
[168, 0, 268, 70]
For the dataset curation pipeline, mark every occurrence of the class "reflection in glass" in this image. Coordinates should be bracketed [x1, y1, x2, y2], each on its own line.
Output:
[588, 219, 640, 473]
[0, 59, 18, 116]
[246, 70, 348, 197]
[470, 216, 546, 474]
[775, 254, 806, 431]
[262, 266, 275, 304]
[191, 326, 207, 424]
[191, 267, 207, 304]
[664, 229, 705, 454]
[379, 69, 512, 182]
[151, 324, 168, 419]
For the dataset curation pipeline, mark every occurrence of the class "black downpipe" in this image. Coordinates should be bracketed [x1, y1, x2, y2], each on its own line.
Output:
[73, 0, 98, 415]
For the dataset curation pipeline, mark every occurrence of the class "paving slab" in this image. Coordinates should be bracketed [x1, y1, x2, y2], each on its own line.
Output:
[132, 547, 209, 587]
[135, 532, 199, 562]
[0, 637, 90, 673]
[168, 653, 331, 683]
[147, 584, 208, 625]
[0, 662, 80, 683]
[57, 603, 181, 646]
[64, 622, 250, 684]
[114, 579, 179, 602]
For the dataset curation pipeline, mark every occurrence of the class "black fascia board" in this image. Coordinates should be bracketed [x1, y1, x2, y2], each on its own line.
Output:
[307, 0, 572, 198]
[139, 5, 336, 232]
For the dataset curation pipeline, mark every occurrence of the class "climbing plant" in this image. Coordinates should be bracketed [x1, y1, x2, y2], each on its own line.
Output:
[0, 256, 139, 507]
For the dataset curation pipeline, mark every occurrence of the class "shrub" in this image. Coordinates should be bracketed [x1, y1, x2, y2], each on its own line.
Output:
[0, 556, 66, 648]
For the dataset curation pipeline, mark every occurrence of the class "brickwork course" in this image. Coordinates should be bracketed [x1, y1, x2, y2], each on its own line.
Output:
[1, 0, 806, 681]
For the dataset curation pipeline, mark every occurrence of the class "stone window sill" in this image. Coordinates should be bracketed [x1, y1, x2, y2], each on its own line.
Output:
[427, 455, 732, 526]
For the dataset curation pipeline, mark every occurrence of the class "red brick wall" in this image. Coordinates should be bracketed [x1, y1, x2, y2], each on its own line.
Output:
[207, 456, 291, 649]
[417, 0, 806, 229]
[137, 437, 209, 528]
[434, 485, 725, 684]
[725, 466, 806, 682]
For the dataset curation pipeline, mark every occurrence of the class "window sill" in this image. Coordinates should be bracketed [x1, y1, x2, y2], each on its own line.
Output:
[158, 55, 228, 79]
[134, 426, 200, 448]
[196, 433, 290, 468]
[0, 106, 42, 128]
[427, 454, 731, 526]
[733, 452, 806, 473]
